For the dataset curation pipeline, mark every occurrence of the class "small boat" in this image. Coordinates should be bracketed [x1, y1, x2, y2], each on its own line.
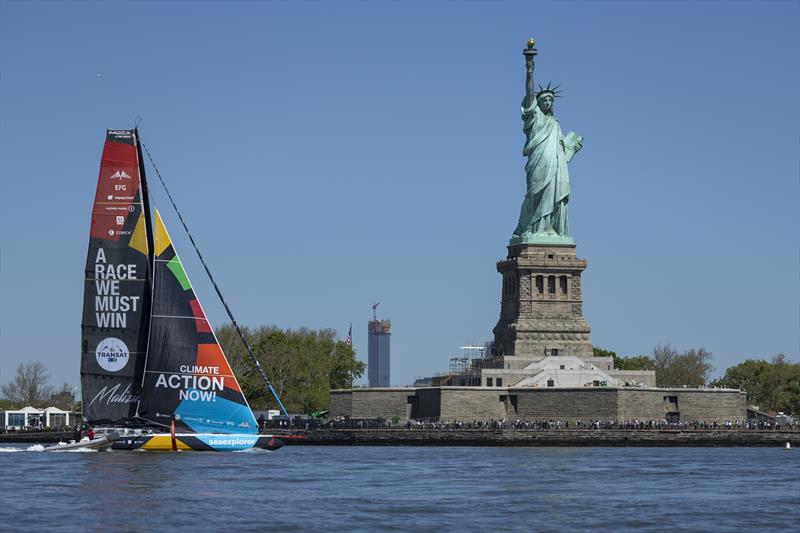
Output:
[80, 129, 288, 452]
[43, 434, 117, 452]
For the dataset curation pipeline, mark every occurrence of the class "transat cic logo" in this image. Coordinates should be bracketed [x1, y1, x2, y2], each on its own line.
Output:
[96, 337, 129, 372]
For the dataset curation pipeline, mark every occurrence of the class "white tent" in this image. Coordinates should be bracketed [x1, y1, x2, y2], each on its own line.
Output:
[1, 406, 72, 430]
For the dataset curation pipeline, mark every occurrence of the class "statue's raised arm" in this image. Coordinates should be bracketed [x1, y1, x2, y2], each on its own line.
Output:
[524, 39, 537, 108]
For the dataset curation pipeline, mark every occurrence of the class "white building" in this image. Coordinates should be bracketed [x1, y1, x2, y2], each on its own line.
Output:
[435, 353, 655, 389]
[1, 406, 73, 430]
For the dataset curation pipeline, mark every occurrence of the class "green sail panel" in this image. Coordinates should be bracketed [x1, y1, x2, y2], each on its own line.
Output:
[166, 256, 191, 290]
[80, 130, 153, 424]
[135, 210, 257, 434]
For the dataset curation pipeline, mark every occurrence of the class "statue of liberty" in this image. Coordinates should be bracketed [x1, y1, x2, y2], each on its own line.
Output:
[511, 39, 583, 245]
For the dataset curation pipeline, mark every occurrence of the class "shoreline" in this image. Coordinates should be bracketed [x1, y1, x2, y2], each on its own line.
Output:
[276, 428, 799, 447]
[2, 429, 797, 447]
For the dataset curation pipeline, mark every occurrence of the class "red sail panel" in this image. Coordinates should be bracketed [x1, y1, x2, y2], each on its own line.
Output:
[189, 299, 213, 333]
[80, 130, 152, 424]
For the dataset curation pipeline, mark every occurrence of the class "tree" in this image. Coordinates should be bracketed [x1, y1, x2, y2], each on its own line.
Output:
[711, 355, 800, 414]
[330, 341, 366, 390]
[1, 362, 52, 406]
[592, 347, 654, 371]
[216, 323, 365, 414]
[616, 355, 655, 371]
[592, 347, 617, 360]
[653, 344, 714, 387]
[48, 383, 76, 411]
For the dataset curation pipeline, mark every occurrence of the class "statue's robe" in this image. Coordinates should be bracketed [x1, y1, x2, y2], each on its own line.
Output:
[513, 97, 571, 237]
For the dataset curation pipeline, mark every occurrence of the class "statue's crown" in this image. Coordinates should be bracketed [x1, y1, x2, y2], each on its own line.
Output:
[536, 82, 561, 99]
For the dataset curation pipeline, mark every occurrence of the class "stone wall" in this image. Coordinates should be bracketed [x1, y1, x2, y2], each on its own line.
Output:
[412, 388, 441, 420]
[512, 388, 618, 421]
[438, 389, 506, 421]
[331, 386, 747, 423]
[676, 390, 747, 421]
[616, 389, 745, 422]
[329, 390, 352, 418]
[330, 388, 413, 420]
[280, 429, 800, 448]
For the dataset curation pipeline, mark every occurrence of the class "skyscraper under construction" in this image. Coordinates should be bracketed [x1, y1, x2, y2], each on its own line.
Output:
[367, 303, 391, 387]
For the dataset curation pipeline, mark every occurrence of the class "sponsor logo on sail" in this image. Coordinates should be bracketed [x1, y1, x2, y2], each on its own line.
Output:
[154, 372, 224, 402]
[108, 170, 132, 180]
[96, 337, 129, 372]
[87, 383, 139, 407]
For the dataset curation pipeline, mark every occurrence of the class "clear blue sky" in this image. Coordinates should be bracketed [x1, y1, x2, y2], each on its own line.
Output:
[1, 1, 798, 390]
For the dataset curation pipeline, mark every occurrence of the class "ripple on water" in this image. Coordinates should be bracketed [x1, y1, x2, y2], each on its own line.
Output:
[0, 446, 798, 532]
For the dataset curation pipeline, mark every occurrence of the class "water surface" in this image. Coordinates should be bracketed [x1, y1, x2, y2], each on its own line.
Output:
[1, 445, 798, 532]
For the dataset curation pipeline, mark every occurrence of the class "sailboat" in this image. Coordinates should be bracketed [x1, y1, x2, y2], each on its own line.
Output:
[81, 129, 284, 451]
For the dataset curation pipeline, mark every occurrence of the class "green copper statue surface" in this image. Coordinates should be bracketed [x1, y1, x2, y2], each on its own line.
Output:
[511, 39, 583, 246]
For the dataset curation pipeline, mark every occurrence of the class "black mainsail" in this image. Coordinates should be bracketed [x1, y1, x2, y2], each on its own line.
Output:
[81, 130, 153, 423]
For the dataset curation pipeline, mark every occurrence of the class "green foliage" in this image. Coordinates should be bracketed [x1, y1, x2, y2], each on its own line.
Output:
[592, 347, 654, 370]
[616, 355, 655, 371]
[592, 347, 617, 359]
[216, 323, 365, 414]
[652, 344, 714, 387]
[594, 345, 711, 383]
[710, 354, 800, 414]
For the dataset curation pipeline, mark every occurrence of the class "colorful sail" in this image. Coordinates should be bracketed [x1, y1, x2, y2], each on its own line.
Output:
[81, 130, 153, 423]
[136, 210, 257, 434]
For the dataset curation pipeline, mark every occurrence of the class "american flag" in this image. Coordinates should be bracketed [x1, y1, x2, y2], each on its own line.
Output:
[344, 323, 352, 346]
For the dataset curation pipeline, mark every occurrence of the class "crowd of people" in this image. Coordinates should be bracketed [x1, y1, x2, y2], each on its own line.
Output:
[262, 416, 796, 431]
[402, 418, 796, 431]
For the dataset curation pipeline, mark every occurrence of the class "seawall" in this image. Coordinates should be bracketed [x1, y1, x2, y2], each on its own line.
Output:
[0, 431, 73, 443]
[278, 429, 799, 447]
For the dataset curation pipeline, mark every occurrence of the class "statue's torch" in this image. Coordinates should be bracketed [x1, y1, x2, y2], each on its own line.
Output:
[524, 38, 537, 71]
[524, 38, 538, 59]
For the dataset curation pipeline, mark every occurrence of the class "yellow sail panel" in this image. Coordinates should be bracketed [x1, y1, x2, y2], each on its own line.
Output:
[153, 209, 171, 257]
[128, 212, 149, 256]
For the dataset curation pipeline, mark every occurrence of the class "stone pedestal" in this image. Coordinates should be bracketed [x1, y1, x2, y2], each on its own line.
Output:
[492, 243, 593, 357]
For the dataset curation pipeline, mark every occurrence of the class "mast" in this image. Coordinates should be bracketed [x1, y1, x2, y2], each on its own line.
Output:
[133, 129, 155, 421]
[134, 128, 155, 277]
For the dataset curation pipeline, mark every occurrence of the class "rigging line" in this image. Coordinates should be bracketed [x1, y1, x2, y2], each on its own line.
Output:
[140, 140, 290, 418]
